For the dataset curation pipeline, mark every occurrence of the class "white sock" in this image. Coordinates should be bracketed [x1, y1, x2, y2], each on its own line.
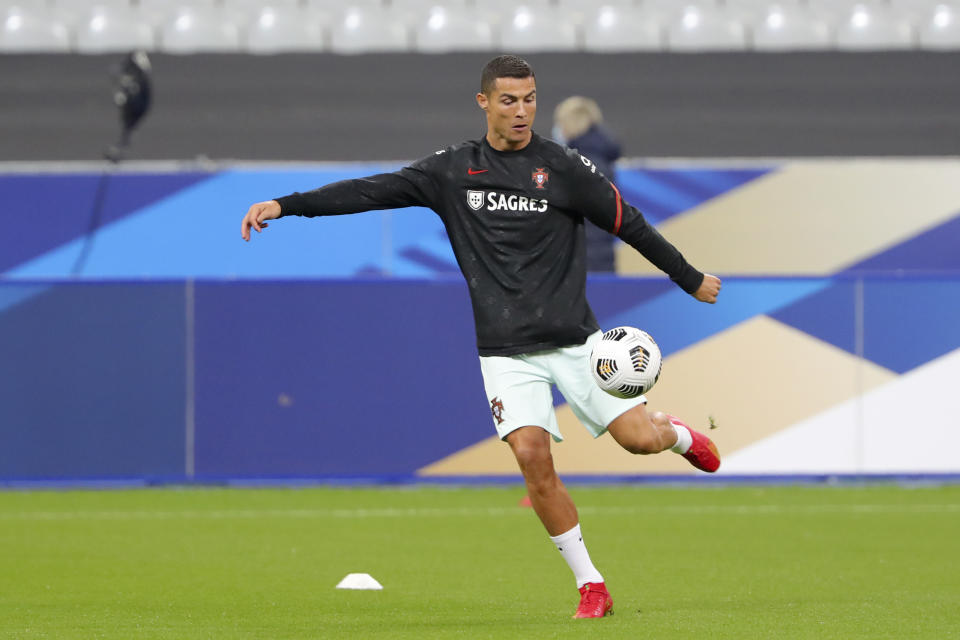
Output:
[670, 421, 693, 454]
[549, 523, 604, 588]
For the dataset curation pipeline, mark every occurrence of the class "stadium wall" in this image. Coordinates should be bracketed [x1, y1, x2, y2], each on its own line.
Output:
[2, 52, 960, 162]
[1, 276, 959, 483]
[2, 160, 959, 483]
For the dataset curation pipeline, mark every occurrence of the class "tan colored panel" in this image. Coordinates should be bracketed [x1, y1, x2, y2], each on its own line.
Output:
[617, 160, 960, 275]
[417, 432, 520, 476]
[554, 316, 896, 474]
[418, 316, 896, 476]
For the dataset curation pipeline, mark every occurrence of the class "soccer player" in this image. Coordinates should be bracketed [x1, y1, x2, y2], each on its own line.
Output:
[240, 55, 722, 620]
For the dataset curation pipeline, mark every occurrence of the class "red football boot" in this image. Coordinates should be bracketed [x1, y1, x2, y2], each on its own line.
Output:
[669, 416, 721, 473]
[573, 582, 613, 619]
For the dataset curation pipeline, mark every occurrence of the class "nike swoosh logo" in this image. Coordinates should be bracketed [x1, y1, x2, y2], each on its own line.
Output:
[467, 168, 488, 175]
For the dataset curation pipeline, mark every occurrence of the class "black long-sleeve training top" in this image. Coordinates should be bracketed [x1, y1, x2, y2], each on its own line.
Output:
[275, 132, 704, 357]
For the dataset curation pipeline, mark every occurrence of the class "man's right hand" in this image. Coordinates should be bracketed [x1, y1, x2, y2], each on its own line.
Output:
[241, 200, 282, 241]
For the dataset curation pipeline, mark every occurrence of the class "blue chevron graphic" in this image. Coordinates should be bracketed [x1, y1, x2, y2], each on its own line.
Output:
[616, 168, 770, 224]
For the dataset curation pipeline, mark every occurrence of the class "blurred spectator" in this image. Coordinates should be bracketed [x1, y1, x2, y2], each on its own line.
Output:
[552, 96, 621, 273]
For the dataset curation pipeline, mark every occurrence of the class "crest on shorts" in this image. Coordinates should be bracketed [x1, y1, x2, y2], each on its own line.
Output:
[531, 167, 549, 189]
[490, 396, 505, 425]
[467, 190, 484, 210]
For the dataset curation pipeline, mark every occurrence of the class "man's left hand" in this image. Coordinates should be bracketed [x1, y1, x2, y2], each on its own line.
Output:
[693, 274, 721, 304]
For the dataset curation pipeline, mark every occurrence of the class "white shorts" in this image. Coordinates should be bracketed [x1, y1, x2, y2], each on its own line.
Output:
[479, 331, 647, 442]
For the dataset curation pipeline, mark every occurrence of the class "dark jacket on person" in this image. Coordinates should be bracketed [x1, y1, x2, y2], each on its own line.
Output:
[275, 133, 702, 355]
[568, 125, 622, 272]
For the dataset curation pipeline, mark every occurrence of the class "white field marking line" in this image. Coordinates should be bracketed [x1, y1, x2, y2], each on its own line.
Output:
[0, 503, 958, 521]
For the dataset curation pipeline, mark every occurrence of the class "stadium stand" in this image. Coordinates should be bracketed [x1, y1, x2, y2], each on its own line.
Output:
[0, 1, 959, 53]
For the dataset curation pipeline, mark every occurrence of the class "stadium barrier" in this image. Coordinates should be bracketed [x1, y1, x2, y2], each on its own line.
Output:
[1, 275, 957, 483]
[2, 159, 958, 483]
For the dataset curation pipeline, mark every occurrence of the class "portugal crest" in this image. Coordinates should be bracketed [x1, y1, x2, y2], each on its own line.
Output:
[467, 190, 484, 210]
[490, 396, 505, 425]
[531, 167, 549, 189]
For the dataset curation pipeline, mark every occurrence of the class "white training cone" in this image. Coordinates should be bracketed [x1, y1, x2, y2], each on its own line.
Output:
[335, 573, 384, 590]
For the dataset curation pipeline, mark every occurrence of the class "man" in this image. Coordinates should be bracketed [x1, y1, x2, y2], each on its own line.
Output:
[241, 55, 722, 620]
[553, 95, 621, 272]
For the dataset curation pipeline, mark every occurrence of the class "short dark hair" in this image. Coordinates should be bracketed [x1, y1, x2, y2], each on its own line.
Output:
[480, 55, 535, 95]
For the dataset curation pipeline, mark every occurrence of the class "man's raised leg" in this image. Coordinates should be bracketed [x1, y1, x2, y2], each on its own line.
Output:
[505, 426, 613, 618]
[606, 405, 721, 472]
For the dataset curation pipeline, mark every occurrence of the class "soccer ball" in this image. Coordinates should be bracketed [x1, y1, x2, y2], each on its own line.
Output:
[590, 326, 662, 398]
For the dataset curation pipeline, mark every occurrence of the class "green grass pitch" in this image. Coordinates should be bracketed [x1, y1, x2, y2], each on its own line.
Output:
[1, 484, 958, 639]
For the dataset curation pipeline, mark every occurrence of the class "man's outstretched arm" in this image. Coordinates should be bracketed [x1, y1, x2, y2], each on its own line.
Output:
[239, 158, 442, 243]
[241, 200, 281, 241]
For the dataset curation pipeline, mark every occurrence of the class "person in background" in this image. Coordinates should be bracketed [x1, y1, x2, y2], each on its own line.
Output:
[553, 97, 621, 273]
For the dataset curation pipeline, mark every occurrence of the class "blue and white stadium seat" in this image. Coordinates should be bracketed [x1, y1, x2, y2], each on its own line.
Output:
[805, 0, 887, 21]
[224, 0, 302, 11]
[835, 3, 914, 49]
[74, 5, 155, 53]
[666, 5, 749, 51]
[751, 5, 832, 50]
[917, 2, 960, 48]
[582, 5, 662, 52]
[723, 0, 805, 23]
[139, 0, 218, 14]
[304, 0, 383, 11]
[644, 0, 721, 15]
[471, 0, 552, 30]
[412, 6, 495, 53]
[0, 5, 69, 52]
[393, 0, 471, 12]
[499, 5, 578, 52]
[159, 7, 243, 53]
[243, 5, 325, 53]
[329, 6, 408, 54]
[50, 0, 131, 11]
[130, 0, 218, 30]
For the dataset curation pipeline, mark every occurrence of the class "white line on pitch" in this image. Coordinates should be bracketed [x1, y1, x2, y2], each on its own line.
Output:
[0, 503, 958, 521]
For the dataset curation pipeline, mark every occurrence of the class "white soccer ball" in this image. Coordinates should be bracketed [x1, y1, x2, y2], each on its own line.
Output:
[590, 326, 662, 398]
